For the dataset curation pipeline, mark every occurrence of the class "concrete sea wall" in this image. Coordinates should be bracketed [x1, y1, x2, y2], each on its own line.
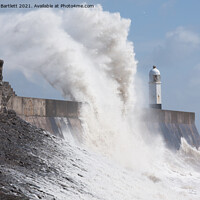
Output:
[7, 96, 200, 149]
[145, 109, 200, 149]
[8, 96, 79, 117]
[7, 96, 83, 141]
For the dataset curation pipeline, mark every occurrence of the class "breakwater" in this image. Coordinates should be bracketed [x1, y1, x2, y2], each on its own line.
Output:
[145, 109, 200, 149]
[7, 96, 83, 141]
[7, 95, 200, 149]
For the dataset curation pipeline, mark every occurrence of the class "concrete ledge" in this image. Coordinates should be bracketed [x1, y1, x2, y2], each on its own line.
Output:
[7, 96, 200, 149]
[9, 96, 195, 125]
[145, 109, 195, 124]
[46, 99, 79, 117]
[8, 96, 80, 117]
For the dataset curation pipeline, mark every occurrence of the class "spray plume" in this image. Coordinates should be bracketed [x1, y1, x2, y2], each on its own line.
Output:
[0, 6, 164, 169]
[2, 6, 200, 200]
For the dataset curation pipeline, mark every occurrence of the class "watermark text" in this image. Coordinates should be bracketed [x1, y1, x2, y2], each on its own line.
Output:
[0, 3, 95, 9]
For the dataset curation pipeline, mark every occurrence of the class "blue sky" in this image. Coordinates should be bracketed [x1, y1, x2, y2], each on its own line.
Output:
[2, 0, 200, 130]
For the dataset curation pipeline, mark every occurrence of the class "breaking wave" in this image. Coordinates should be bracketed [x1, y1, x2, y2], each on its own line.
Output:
[0, 5, 200, 199]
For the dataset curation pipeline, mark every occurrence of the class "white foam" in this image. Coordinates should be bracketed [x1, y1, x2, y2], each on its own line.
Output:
[1, 6, 200, 199]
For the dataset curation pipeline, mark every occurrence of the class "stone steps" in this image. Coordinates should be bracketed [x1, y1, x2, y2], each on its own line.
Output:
[2, 81, 17, 96]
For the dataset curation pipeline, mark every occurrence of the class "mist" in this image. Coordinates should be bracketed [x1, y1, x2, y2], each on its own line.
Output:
[1, 6, 200, 199]
[0, 6, 163, 168]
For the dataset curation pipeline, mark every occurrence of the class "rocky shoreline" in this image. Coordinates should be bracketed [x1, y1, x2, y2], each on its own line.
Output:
[0, 110, 100, 200]
[0, 111, 59, 199]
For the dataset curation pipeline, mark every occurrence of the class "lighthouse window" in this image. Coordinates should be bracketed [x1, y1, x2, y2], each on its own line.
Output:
[153, 75, 160, 82]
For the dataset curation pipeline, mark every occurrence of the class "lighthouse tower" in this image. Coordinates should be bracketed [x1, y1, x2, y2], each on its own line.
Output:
[149, 66, 162, 109]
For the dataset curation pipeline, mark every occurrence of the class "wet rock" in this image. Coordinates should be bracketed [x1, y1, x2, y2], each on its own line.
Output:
[0, 111, 92, 199]
[0, 112, 59, 199]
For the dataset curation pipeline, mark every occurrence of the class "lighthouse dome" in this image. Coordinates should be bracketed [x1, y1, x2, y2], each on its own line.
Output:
[149, 66, 160, 76]
[149, 66, 161, 82]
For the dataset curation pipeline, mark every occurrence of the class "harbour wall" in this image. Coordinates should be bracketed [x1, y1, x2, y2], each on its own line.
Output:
[144, 109, 200, 149]
[7, 96, 79, 117]
[7, 96, 200, 149]
[7, 96, 83, 141]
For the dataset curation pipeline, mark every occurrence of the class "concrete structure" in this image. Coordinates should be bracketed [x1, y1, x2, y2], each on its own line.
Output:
[145, 109, 200, 149]
[149, 66, 162, 109]
[0, 59, 200, 149]
[8, 96, 80, 118]
[7, 96, 82, 140]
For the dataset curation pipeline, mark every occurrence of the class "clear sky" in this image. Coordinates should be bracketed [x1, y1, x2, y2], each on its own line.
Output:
[1, 0, 200, 130]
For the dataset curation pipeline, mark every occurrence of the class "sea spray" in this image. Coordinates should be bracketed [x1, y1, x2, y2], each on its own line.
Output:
[1, 6, 200, 199]
[178, 138, 200, 171]
[0, 6, 163, 169]
[1, 113, 200, 199]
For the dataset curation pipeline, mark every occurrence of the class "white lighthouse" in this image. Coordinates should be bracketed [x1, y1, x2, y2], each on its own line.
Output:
[149, 66, 162, 109]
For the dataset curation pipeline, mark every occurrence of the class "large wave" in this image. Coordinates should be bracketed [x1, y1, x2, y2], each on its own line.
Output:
[1, 6, 200, 199]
